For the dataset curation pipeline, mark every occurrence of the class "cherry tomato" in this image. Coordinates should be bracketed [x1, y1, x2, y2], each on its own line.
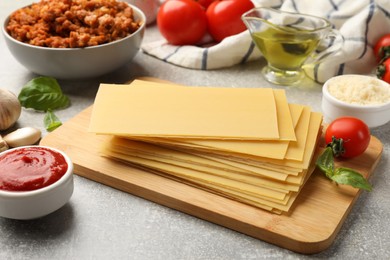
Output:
[157, 0, 207, 45]
[194, 0, 216, 9]
[325, 117, 370, 158]
[376, 57, 390, 84]
[206, 0, 254, 42]
[374, 34, 390, 62]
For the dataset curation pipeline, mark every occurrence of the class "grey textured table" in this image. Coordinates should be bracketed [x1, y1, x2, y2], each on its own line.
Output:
[1, 1, 389, 259]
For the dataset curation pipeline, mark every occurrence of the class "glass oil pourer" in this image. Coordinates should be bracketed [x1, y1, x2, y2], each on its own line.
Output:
[242, 7, 344, 85]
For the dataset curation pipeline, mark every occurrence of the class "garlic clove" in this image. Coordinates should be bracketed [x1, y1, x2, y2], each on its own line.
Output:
[0, 88, 22, 131]
[0, 135, 9, 152]
[3, 127, 41, 148]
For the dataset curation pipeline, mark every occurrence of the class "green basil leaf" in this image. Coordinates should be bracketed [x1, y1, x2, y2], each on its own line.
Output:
[332, 167, 373, 191]
[44, 109, 62, 132]
[316, 147, 335, 178]
[18, 76, 70, 111]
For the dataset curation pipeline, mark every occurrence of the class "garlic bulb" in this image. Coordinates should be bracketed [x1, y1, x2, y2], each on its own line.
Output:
[0, 88, 22, 130]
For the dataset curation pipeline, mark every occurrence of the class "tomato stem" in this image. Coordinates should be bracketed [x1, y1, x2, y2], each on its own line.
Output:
[376, 63, 386, 79]
[379, 46, 390, 61]
[326, 136, 345, 158]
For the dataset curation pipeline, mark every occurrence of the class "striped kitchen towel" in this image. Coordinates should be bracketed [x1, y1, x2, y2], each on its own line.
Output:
[141, 0, 390, 83]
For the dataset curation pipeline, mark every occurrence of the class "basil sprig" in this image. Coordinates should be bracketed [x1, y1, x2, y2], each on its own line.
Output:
[44, 109, 63, 132]
[18, 77, 70, 132]
[18, 77, 70, 110]
[316, 147, 373, 191]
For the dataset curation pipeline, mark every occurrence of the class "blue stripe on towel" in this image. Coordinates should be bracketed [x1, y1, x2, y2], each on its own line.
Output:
[326, 0, 349, 20]
[314, 63, 320, 83]
[328, 0, 338, 10]
[359, 0, 375, 59]
[378, 3, 390, 18]
[202, 48, 208, 70]
[241, 42, 256, 64]
[337, 63, 345, 75]
[163, 46, 182, 62]
[290, 0, 299, 12]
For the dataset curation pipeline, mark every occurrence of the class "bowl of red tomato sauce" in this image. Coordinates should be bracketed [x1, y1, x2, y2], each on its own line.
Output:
[0, 146, 73, 220]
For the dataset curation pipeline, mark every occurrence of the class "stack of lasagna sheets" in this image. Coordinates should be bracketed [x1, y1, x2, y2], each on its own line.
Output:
[89, 80, 323, 214]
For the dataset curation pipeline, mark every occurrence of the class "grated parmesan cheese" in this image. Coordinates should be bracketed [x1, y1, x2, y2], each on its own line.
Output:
[327, 75, 390, 105]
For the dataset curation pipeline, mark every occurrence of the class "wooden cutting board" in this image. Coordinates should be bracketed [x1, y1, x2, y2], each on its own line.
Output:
[40, 103, 383, 255]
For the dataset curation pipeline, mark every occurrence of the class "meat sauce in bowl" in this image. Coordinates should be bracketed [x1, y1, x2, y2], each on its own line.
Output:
[6, 0, 142, 48]
[2, 0, 145, 79]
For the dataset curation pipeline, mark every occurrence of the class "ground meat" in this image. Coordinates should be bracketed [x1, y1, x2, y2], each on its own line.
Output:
[6, 0, 142, 48]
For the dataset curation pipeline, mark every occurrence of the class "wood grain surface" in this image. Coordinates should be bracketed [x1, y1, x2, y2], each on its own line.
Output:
[40, 102, 383, 255]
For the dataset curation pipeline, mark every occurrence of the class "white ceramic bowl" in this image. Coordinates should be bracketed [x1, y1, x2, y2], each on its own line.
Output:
[322, 75, 390, 128]
[0, 146, 74, 220]
[2, 3, 145, 80]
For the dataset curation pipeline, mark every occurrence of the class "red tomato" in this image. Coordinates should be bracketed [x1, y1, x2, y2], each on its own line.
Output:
[157, 0, 208, 45]
[325, 117, 370, 158]
[206, 0, 255, 42]
[374, 34, 390, 62]
[194, 0, 216, 8]
[376, 57, 390, 84]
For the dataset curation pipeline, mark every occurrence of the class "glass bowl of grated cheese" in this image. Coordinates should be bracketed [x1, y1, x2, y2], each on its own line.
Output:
[322, 74, 390, 128]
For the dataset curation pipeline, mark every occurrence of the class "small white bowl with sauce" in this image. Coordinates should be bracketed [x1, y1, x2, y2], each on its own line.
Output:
[322, 74, 390, 128]
[0, 145, 74, 220]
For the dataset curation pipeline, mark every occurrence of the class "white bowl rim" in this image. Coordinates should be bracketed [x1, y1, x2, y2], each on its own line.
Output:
[2, 2, 146, 51]
[0, 145, 73, 198]
[323, 74, 390, 110]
